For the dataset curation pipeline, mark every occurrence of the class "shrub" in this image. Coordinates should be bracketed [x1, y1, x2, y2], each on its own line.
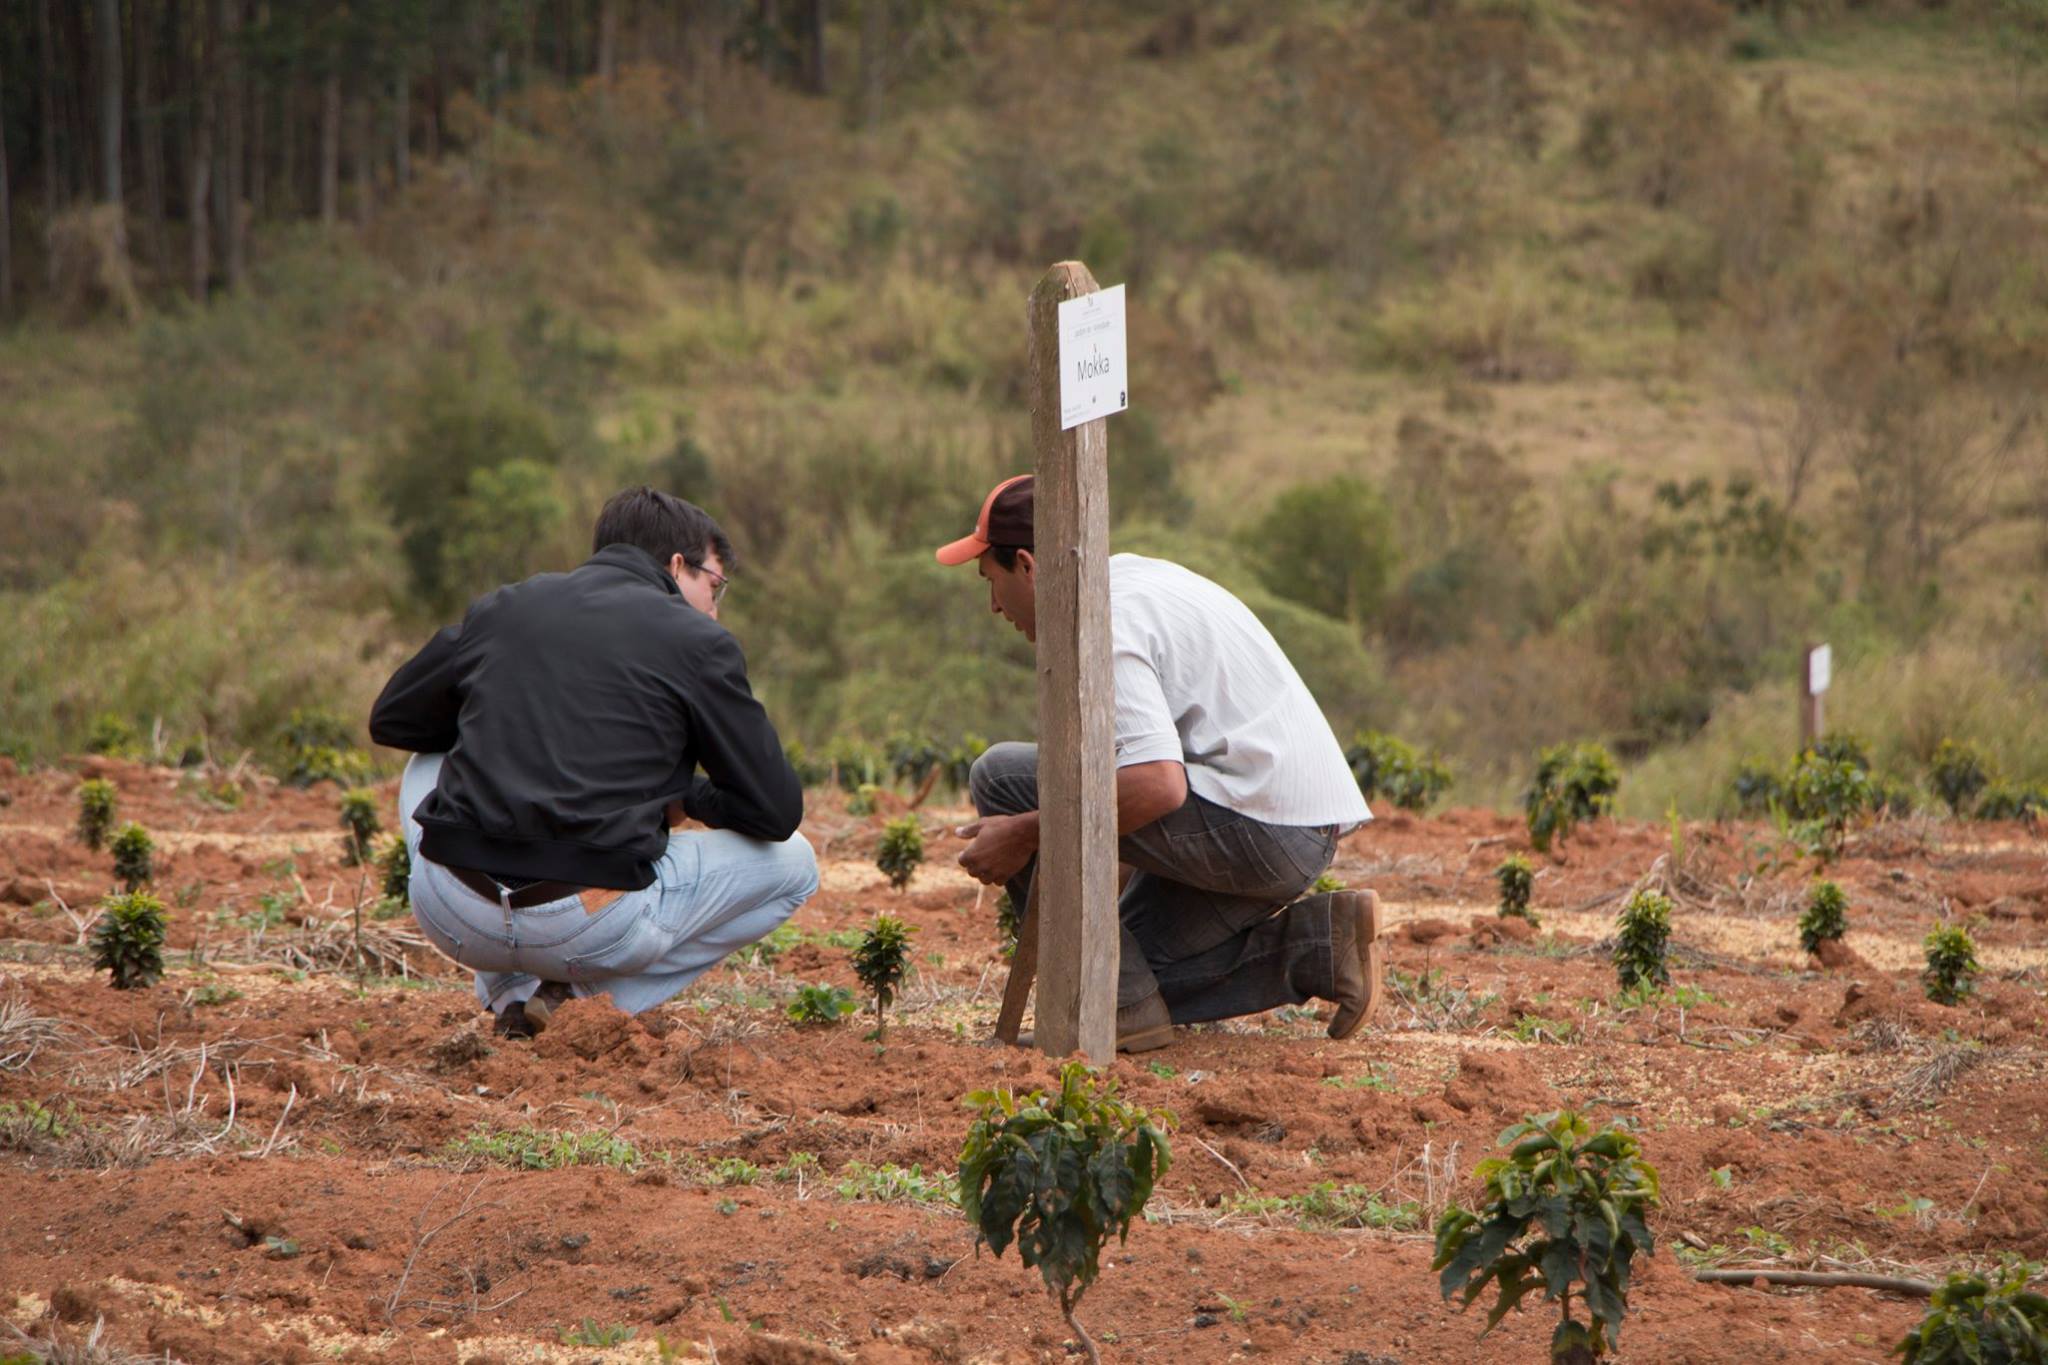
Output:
[1799, 880, 1848, 956]
[110, 823, 155, 891]
[876, 817, 925, 891]
[1810, 732, 1872, 772]
[1525, 742, 1620, 853]
[377, 835, 411, 903]
[1929, 739, 1993, 817]
[784, 741, 831, 788]
[886, 735, 947, 789]
[852, 914, 915, 1041]
[84, 712, 138, 757]
[827, 739, 887, 793]
[1496, 854, 1536, 922]
[1433, 1111, 1660, 1363]
[1921, 923, 1980, 1006]
[278, 708, 372, 788]
[787, 983, 858, 1027]
[958, 1062, 1172, 1365]
[76, 779, 117, 850]
[340, 789, 381, 867]
[1247, 476, 1398, 622]
[1730, 760, 1782, 816]
[1895, 1260, 2048, 1364]
[944, 736, 989, 794]
[1345, 731, 1454, 813]
[1869, 775, 1919, 820]
[1975, 782, 2048, 824]
[91, 891, 168, 989]
[1613, 890, 1672, 991]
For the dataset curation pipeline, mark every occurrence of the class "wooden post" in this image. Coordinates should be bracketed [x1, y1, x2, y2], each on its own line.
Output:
[1800, 643, 1829, 751]
[1026, 261, 1118, 1064]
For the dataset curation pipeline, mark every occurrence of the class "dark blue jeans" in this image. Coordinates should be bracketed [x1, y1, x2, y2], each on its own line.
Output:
[970, 742, 1344, 1023]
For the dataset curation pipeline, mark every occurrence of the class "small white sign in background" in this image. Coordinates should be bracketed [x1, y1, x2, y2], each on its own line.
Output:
[1058, 284, 1129, 431]
[1808, 643, 1832, 696]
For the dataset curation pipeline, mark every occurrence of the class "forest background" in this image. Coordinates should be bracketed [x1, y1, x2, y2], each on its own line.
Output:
[2, 0, 2046, 816]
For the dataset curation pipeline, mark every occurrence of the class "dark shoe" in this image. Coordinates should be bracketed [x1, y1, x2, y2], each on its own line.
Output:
[522, 980, 574, 1033]
[1014, 993, 1176, 1053]
[493, 1001, 536, 1040]
[1326, 889, 1385, 1040]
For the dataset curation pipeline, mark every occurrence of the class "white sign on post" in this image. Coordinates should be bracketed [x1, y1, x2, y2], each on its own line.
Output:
[1808, 644, 1832, 696]
[1057, 283, 1129, 431]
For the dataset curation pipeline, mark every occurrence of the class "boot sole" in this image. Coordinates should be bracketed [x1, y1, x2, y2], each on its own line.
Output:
[1328, 889, 1385, 1041]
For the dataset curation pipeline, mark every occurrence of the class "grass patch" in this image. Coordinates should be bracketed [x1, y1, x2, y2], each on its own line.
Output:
[445, 1125, 642, 1171]
[1223, 1181, 1423, 1231]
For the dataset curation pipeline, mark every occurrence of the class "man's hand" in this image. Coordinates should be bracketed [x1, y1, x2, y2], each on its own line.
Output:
[955, 812, 1039, 886]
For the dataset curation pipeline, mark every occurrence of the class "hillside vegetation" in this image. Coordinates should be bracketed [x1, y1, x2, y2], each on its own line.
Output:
[2, 0, 2046, 815]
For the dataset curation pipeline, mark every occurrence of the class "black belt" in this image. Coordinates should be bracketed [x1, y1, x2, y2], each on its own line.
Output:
[445, 864, 584, 909]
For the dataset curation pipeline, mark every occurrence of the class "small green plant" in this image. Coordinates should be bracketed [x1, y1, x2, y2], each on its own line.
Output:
[1929, 739, 1993, 817]
[377, 835, 411, 902]
[886, 734, 948, 788]
[1799, 880, 1849, 956]
[852, 914, 915, 1041]
[1612, 890, 1671, 991]
[76, 779, 117, 850]
[1497, 854, 1536, 922]
[109, 822, 155, 891]
[91, 891, 167, 989]
[1345, 730, 1453, 812]
[1894, 1259, 2048, 1363]
[835, 1159, 958, 1205]
[189, 982, 243, 1007]
[959, 1062, 1172, 1365]
[1433, 1111, 1661, 1363]
[995, 889, 1020, 958]
[1780, 753, 1872, 856]
[559, 1319, 635, 1348]
[1311, 870, 1346, 894]
[1921, 923, 1980, 1006]
[84, 712, 138, 756]
[786, 982, 858, 1026]
[1224, 1181, 1421, 1230]
[1975, 782, 2048, 824]
[1524, 742, 1620, 853]
[339, 789, 381, 866]
[445, 1125, 642, 1170]
[876, 816, 925, 891]
[1730, 760, 1782, 816]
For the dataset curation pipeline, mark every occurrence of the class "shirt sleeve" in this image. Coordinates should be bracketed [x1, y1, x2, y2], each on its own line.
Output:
[677, 630, 805, 841]
[368, 622, 465, 753]
[1111, 639, 1184, 769]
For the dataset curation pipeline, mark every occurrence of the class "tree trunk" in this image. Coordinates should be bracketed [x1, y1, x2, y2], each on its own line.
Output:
[97, 0, 122, 204]
[349, 93, 373, 227]
[802, 0, 827, 95]
[135, 0, 168, 264]
[598, 0, 619, 81]
[37, 0, 61, 287]
[0, 58, 13, 319]
[249, 59, 266, 219]
[220, 0, 245, 288]
[319, 67, 339, 225]
[859, 0, 887, 128]
[392, 66, 410, 187]
[188, 0, 214, 300]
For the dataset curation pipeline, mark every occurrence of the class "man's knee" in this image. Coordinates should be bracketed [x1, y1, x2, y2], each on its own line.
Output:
[970, 741, 1037, 817]
[774, 832, 821, 904]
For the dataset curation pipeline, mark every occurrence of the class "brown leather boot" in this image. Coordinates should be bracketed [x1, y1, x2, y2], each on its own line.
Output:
[520, 980, 574, 1035]
[1326, 889, 1385, 1040]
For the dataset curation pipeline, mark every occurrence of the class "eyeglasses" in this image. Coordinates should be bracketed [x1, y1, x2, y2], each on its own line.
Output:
[701, 565, 730, 607]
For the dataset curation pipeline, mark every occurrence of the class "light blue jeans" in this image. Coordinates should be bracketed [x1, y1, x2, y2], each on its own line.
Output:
[400, 754, 818, 1015]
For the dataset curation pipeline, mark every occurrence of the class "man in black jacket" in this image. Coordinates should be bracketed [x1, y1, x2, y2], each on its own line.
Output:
[370, 487, 816, 1037]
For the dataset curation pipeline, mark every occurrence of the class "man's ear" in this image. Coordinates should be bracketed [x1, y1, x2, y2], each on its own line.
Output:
[1015, 549, 1036, 579]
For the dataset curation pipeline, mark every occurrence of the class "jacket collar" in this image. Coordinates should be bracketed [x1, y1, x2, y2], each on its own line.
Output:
[586, 543, 681, 596]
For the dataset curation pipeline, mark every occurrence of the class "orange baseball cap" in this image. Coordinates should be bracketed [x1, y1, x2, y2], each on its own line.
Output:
[934, 474, 1035, 566]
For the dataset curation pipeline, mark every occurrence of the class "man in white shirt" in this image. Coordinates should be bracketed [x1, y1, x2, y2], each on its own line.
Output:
[937, 475, 1384, 1052]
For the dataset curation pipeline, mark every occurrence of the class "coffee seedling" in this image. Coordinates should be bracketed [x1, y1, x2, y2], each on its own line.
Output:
[1612, 890, 1671, 991]
[339, 789, 381, 866]
[1345, 731, 1453, 813]
[1895, 1258, 2048, 1364]
[85, 712, 137, 757]
[1975, 782, 2048, 824]
[876, 817, 924, 891]
[1928, 739, 1992, 817]
[91, 891, 168, 990]
[1921, 923, 1980, 1006]
[959, 1062, 1172, 1365]
[852, 914, 915, 1041]
[886, 734, 947, 789]
[1798, 880, 1848, 957]
[1433, 1110, 1660, 1364]
[110, 822, 155, 891]
[1780, 753, 1872, 857]
[1497, 854, 1536, 923]
[1525, 742, 1619, 853]
[786, 983, 858, 1027]
[377, 835, 412, 904]
[76, 778, 117, 850]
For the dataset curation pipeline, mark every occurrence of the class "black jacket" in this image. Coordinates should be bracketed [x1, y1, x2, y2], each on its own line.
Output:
[368, 544, 803, 889]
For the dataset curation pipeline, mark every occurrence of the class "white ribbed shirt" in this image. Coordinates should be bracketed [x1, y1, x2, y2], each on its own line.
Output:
[1108, 554, 1371, 830]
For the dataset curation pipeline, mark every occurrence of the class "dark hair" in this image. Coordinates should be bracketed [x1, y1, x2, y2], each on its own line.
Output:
[592, 486, 736, 574]
[989, 544, 1030, 572]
